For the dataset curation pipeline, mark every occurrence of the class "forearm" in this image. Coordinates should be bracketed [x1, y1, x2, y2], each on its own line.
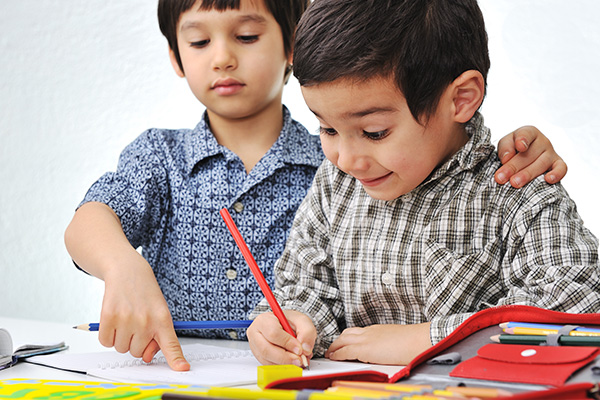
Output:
[64, 201, 144, 281]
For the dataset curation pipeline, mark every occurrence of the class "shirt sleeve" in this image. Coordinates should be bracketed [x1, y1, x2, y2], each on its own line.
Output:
[79, 129, 170, 250]
[429, 181, 600, 343]
[251, 162, 345, 356]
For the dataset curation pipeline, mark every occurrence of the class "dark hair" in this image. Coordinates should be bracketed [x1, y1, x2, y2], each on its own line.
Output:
[158, 0, 309, 73]
[293, 0, 490, 122]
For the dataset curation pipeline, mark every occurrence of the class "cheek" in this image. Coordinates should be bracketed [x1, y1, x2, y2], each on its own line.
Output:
[256, 60, 287, 88]
[385, 153, 408, 171]
[319, 137, 337, 163]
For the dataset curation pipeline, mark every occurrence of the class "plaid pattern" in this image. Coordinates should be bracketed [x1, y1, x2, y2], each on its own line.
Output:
[252, 113, 600, 356]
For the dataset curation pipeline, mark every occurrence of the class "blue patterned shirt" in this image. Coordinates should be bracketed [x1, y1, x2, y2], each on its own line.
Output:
[80, 107, 324, 339]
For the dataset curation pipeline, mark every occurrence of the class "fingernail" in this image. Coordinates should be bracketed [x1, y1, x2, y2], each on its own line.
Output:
[291, 358, 302, 367]
[302, 343, 312, 353]
[501, 151, 510, 161]
[520, 140, 529, 150]
[292, 346, 301, 356]
[512, 176, 522, 187]
[547, 174, 555, 183]
[497, 172, 506, 183]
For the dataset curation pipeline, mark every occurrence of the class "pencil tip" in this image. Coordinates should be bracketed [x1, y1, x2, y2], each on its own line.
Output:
[490, 334, 500, 342]
[498, 322, 508, 328]
[301, 355, 309, 370]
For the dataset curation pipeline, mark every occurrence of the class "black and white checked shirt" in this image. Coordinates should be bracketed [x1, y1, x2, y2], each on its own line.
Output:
[252, 113, 600, 356]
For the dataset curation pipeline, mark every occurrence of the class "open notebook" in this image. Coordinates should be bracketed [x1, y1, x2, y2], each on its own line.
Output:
[25, 343, 370, 386]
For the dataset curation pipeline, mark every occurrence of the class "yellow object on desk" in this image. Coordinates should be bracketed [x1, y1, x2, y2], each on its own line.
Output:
[256, 364, 303, 389]
[0, 379, 364, 400]
[0, 379, 211, 399]
[206, 386, 352, 400]
[326, 385, 397, 398]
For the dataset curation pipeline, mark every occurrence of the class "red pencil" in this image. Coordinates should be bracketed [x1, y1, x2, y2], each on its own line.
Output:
[220, 207, 309, 368]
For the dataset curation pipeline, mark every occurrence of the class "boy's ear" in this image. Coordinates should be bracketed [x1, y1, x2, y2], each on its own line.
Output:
[169, 47, 185, 78]
[451, 70, 485, 123]
[283, 51, 294, 84]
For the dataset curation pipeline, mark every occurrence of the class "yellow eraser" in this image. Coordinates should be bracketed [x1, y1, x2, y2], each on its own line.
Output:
[256, 365, 303, 389]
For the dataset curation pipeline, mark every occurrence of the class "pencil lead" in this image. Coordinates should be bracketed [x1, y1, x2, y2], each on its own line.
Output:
[301, 355, 309, 370]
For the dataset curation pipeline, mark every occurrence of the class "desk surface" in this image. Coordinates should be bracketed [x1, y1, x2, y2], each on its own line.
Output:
[0, 316, 401, 383]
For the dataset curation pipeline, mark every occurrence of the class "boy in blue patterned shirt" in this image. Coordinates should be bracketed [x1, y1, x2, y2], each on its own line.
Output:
[65, 0, 568, 371]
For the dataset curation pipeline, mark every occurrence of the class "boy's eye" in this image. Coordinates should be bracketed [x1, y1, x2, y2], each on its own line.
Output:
[318, 127, 337, 136]
[363, 130, 389, 141]
[238, 35, 259, 43]
[190, 40, 209, 48]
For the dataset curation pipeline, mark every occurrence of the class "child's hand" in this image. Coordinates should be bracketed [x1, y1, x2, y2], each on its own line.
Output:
[495, 126, 567, 188]
[247, 310, 316, 366]
[65, 202, 189, 371]
[100, 253, 190, 372]
[325, 322, 432, 365]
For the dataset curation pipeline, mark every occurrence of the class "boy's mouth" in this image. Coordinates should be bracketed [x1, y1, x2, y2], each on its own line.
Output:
[212, 78, 245, 95]
[357, 172, 393, 187]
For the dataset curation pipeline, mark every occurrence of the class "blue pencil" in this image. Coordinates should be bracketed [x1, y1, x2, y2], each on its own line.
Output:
[500, 321, 600, 333]
[74, 320, 253, 331]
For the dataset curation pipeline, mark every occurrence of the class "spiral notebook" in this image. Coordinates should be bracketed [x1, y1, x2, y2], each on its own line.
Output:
[25, 343, 369, 386]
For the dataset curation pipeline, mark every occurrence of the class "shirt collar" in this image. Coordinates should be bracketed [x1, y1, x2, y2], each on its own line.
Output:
[270, 107, 324, 167]
[425, 112, 495, 184]
[183, 107, 323, 175]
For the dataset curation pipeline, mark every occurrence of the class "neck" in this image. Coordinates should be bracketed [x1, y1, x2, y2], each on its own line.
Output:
[439, 124, 470, 167]
[208, 103, 284, 173]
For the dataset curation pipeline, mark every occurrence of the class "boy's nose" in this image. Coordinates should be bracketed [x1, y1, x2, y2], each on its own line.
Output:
[335, 138, 369, 173]
[212, 43, 237, 71]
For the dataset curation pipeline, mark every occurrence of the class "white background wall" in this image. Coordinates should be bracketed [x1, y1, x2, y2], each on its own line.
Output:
[1, 1, 598, 323]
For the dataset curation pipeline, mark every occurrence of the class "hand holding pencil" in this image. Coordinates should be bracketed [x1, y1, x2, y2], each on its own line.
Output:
[220, 208, 313, 368]
[248, 309, 316, 368]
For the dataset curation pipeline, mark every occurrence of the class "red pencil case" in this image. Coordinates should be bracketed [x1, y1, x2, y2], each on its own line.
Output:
[267, 305, 600, 399]
[390, 305, 600, 383]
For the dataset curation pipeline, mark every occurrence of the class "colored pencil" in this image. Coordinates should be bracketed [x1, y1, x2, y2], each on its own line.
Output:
[220, 207, 309, 368]
[74, 320, 253, 332]
[491, 334, 600, 346]
[500, 322, 600, 333]
[503, 326, 600, 337]
[331, 381, 514, 398]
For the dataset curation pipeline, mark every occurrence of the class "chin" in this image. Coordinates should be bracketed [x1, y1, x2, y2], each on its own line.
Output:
[363, 184, 409, 201]
[364, 190, 398, 202]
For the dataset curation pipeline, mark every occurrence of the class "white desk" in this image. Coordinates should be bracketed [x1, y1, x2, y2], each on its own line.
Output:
[0, 316, 401, 382]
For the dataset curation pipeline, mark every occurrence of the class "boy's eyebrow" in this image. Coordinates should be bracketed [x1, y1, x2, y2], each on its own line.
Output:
[310, 106, 397, 119]
[179, 14, 267, 32]
[238, 14, 268, 25]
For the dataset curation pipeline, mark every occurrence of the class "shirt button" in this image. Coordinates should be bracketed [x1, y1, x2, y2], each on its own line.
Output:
[233, 202, 244, 213]
[381, 272, 394, 286]
[229, 330, 238, 340]
[226, 268, 237, 280]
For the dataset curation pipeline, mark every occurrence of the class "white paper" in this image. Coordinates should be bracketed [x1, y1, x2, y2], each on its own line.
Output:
[27, 343, 369, 386]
